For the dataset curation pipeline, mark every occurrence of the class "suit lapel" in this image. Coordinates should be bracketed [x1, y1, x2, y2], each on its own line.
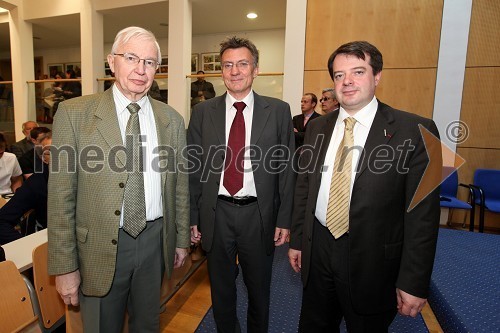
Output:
[354, 103, 397, 182]
[209, 94, 227, 145]
[315, 111, 339, 184]
[95, 89, 125, 166]
[151, 98, 171, 189]
[251, 93, 271, 145]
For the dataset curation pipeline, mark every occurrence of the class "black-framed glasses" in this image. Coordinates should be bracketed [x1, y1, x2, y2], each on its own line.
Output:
[320, 97, 331, 102]
[114, 53, 159, 70]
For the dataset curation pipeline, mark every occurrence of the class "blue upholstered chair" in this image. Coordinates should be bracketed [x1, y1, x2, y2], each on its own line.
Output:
[440, 166, 475, 231]
[468, 169, 500, 233]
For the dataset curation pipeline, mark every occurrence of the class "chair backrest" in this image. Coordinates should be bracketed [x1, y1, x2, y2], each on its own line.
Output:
[441, 166, 458, 197]
[0, 260, 40, 333]
[32, 242, 65, 330]
[474, 169, 500, 201]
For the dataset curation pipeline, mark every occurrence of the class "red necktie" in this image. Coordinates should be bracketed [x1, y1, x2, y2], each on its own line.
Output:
[223, 101, 246, 196]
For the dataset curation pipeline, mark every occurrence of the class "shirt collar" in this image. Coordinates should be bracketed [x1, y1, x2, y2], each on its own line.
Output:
[338, 96, 378, 128]
[113, 84, 149, 115]
[226, 90, 254, 110]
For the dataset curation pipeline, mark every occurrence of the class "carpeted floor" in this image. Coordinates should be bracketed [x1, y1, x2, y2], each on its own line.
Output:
[196, 245, 428, 333]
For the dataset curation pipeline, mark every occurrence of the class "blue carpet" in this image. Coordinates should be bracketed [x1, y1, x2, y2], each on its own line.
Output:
[196, 245, 428, 332]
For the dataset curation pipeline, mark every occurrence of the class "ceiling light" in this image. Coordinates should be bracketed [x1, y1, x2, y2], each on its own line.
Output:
[246, 13, 258, 19]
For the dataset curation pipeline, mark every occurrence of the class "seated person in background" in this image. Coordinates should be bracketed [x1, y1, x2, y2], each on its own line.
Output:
[148, 80, 163, 101]
[0, 133, 51, 245]
[9, 120, 38, 158]
[61, 69, 82, 100]
[320, 87, 340, 114]
[18, 127, 51, 179]
[191, 70, 216, 107]
[292, 93, 321, 149]
[0, 133, 23, 195]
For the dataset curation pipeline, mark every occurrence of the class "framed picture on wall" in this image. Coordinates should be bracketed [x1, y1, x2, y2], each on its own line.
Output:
[159, 57, 168, 74]
[201, 52, 221, 73]
[65, 63, 81, 77]
[191, 54, 199, 73]
[47, 63, 63, 78]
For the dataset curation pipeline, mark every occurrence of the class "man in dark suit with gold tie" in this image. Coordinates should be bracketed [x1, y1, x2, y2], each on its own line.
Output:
[289, 41, 441, 332]
[188, 36, 295, 332]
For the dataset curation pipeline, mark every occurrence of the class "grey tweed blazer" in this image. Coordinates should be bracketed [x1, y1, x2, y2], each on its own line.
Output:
[47, 88, 190, 297]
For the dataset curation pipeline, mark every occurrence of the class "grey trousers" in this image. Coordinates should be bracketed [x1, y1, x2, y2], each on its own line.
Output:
[80, 218, 164, 333]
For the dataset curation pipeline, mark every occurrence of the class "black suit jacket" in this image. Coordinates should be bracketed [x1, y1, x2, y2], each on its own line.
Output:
[187, 92, 295, 254]
[292, 111, 321, 148]
[290, 101, 441, 314]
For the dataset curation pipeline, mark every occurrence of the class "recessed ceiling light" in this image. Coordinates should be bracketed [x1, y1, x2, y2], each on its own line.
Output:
[247, 13, 258, 19]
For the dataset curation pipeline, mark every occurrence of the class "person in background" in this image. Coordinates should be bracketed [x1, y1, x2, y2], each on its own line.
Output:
[18, 127, 51, 179]
[48, 26, 190, 333]
[61, 69, 82, 99]
[0, 132, 51, 245]
[289, 41, 441, 332]
[10, 121, 39, 159]
[188, 36, 295, 332]
[0, 133, 22, 195]
[191, 70, 216, 107]
[320, 87, 340, 114]
[293, 93, 321, 149]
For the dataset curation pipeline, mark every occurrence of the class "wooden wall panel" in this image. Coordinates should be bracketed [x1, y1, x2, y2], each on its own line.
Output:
[304, 68, 436, 119]
[459, 67, 500, 149]
[466, 0, 500, 67]
[305, 0, 443, 70]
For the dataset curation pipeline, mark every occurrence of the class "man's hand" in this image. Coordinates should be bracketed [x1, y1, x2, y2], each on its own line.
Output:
[293, 128, 298, 133]
[274, 228, 289, 246]
[396, 288, 427, 317]
[288, 248, 302, 273]
[174, 247, 189, 268]
[55, 270, 81, 306]
[190, 225, 202, 245]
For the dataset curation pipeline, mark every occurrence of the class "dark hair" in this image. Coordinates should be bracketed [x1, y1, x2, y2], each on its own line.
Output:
[66, 69, 77, 78]
[220, 36, 259, 67]
[29, 127, 51, 142]
[0, 132, 5, 144]
[304, 93, 318, 105]
[197, 70, 205, 75]
[327, 41, 383, 80]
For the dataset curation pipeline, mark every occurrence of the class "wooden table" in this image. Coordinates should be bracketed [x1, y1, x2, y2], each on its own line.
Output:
[3, 229, 48, 272]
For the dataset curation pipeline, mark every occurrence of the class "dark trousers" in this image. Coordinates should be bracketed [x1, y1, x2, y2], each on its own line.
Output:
[299, 220, 397, 333]
[207, 199, 274, 333]
[80, 219, 164, 333]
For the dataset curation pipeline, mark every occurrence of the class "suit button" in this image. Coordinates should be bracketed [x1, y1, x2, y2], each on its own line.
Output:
[212, 207, 216, 211]
[111, 239, 117, 245]
[216, 181, 220, 185]
[115, 210, 121, 216]
[119, 182, 125, 188]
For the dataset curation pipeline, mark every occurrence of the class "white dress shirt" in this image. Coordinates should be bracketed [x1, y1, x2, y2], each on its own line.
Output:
[0, 152, 22, 194]
[218, 90, 257, 197]
[112, 85, 163, 225]
[315, 96, 378, 226]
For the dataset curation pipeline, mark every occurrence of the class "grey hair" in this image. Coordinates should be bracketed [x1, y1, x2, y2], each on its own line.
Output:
[111, 26, 161, 62]
[321, 88, 336, 98]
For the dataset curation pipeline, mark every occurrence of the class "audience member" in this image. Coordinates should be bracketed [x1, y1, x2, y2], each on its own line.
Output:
[10, 121, 38, 158]
[18, 127, 51, 178]
[288, 40, 441, 332]
[320, 87, 340, 114]
[191, 70, 216, 107]
[292, 93, 321, 149]
[0, 133, 51, 245]
[61, 69, 82, 99]
[148, 80, 163, 101]
[188, 36, 294, 332]
[0, 133, 22, 195]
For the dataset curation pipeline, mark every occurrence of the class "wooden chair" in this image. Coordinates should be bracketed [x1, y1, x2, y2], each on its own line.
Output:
[32, 243, 65, 332]
[0, 260, 41, 333]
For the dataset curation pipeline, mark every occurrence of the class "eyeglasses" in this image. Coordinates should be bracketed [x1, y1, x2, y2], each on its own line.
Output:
[221, 61, 251, 71]
[320, 97, 331, 102]
[114, 53, 159, 70]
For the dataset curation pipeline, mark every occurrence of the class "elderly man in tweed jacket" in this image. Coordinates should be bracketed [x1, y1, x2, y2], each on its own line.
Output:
[47, 26, 190, 333]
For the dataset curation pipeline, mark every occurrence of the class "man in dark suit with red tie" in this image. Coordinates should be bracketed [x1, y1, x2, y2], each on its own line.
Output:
[188, 36, 295, 332]
[288, 41, 441, 332]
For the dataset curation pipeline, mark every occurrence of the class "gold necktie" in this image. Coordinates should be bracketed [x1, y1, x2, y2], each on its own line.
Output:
[122, 103, 147, 238]
[326, 117, 356, 239]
